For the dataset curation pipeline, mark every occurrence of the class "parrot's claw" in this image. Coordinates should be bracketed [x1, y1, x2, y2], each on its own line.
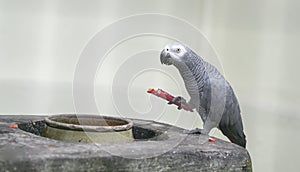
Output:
[168, 96, 186, 104]
[168, 96, 187, 110]
[183, 128, 203, 134]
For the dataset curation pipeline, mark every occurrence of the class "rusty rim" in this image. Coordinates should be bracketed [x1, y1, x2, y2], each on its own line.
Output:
[45, 114, 133, 132]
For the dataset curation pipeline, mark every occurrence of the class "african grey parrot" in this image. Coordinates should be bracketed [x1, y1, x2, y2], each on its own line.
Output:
[160, 42, 246, 148]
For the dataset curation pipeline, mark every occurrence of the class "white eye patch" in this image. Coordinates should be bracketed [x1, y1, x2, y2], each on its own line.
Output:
[171, 45, 186, 55]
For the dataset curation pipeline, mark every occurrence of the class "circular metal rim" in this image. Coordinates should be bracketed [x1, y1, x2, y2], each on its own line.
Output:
[44, 114, 133, 132]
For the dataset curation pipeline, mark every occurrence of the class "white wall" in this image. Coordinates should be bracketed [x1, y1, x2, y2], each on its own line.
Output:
[1, 0, 300, 171]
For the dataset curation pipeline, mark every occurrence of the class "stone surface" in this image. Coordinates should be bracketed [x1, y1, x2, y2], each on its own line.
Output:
[0, 115, 252, 171]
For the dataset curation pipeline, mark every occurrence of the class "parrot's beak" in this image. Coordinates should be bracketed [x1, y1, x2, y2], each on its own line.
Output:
[160, 49, 172, 65]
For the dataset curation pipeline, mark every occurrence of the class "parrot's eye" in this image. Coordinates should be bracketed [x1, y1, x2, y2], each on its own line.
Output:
[176, 48, 181, 53]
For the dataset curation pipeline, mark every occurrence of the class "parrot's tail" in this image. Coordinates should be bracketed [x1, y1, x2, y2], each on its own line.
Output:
[220, 123, 246, 148]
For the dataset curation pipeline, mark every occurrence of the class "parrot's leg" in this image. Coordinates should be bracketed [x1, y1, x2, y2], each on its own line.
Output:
[167, 96, 187, 110]
[183, 128, 203, 134]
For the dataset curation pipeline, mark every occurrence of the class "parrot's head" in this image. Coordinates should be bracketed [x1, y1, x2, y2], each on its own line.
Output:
[160, 42, 189, 66]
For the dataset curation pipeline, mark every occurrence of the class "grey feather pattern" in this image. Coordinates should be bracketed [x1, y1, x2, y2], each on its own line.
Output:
[163, 43, 246, 148]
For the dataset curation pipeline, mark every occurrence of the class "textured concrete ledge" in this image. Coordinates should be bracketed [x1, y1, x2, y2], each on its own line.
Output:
[0, 115, 252, 171]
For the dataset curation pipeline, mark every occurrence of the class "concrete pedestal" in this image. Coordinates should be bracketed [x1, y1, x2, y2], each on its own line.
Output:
[0, 115, 252, 171]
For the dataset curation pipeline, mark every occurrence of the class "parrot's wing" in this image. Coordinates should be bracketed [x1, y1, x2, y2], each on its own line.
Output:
[205, 76, 246, 147]
[205, 76, 227, 123]
[218, 82, 246, 148]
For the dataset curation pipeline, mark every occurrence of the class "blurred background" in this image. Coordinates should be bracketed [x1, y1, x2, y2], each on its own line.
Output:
[1, 0, 299, 171]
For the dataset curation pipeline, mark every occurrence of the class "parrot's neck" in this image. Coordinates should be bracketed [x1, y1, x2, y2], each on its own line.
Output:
[175, 56, 208, 95]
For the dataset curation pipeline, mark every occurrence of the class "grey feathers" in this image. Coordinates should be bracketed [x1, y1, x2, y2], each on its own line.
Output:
[160, 42, 246, 148]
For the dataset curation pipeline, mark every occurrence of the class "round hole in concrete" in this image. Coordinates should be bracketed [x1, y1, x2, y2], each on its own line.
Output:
[18, 114, 163, 143]
[43, 114, 134, 143]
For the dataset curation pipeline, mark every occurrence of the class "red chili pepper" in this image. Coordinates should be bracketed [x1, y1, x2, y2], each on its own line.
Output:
[147, 88, 193, 112]
[208, 137, 216, 142]
[9, 123, 18, 128]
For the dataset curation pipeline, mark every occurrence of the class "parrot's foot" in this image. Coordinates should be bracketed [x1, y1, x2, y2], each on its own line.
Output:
[183, 128, 203, 134]
[168, 96, 187, 110]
